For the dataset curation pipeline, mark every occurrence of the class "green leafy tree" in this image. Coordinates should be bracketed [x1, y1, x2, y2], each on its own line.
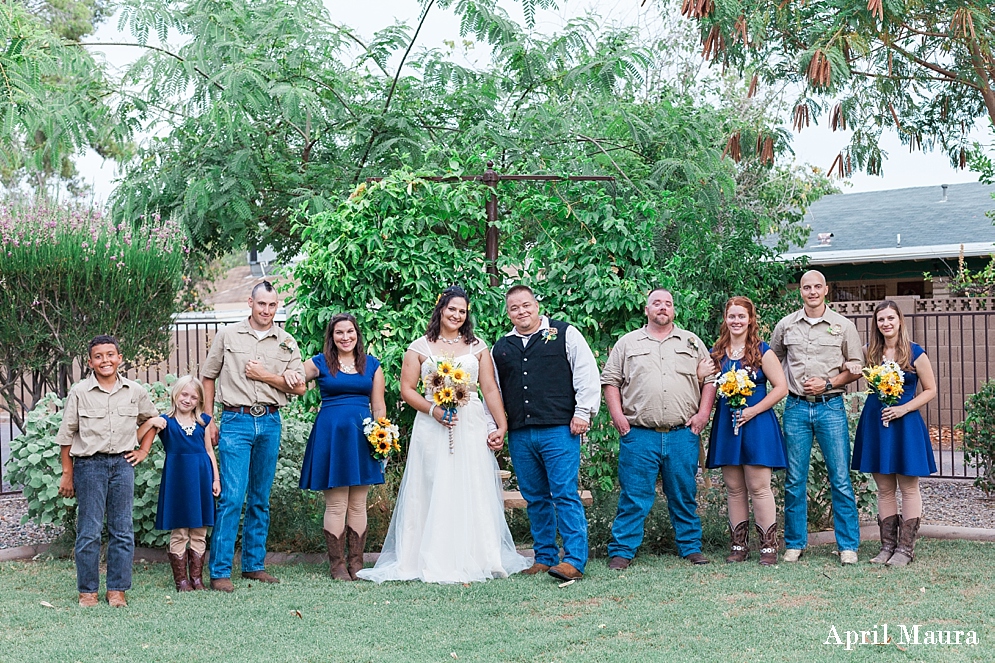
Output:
[1, 0, 121, 195]
[674, 0, 995, 174]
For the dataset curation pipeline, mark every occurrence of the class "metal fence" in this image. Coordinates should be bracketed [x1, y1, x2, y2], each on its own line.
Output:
[1, 312, 285, 493]
[833, 297, 995, 479]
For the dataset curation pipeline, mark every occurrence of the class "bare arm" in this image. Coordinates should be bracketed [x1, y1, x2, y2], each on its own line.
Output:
[604, 384, 630, 436]
[203, 377, 219, 445]
[371, 366, 387, 419]
[477, 350, 508, 450]
[400, 349, 455, 427]
[244, 360, 306, 396]
[302, 358, 320, 382]
[686, 383, 717, 435]
[58, 446, 74, 498]
[204, 431, 221, 497]
[739, 350, 789, 425]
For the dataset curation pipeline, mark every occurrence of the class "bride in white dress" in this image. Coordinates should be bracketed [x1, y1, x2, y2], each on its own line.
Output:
[357, 286, 531, 583]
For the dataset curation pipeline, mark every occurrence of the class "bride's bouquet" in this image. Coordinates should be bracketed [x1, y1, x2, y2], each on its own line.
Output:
[713, 368, 756, 436]
[424, 356, 476, 453]
[363, 416, 401, 460]
[862, 360, 905, 427]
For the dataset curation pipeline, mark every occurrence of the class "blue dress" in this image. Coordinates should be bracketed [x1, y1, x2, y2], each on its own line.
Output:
[706, 342, 787, 469]
[155, 414, 215, 530]
[852, 343, 936, 476]
[299, 354, 385, 490]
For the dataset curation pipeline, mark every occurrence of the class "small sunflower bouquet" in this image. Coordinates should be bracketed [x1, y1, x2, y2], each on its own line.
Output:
[714, 368, 756, 436]
[862, 360, 905, 427]
[363, 416, 401, 460]
[424, 356, 476, 453]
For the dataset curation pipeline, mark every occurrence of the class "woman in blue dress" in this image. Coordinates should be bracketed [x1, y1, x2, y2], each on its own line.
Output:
[706, 297, 788, 565]
[852, 300, 937, 567]
[299, 313, 386, 580]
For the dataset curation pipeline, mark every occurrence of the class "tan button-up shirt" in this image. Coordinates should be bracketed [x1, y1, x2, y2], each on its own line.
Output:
[201, 319, 304, 407]
[56, 374, 159, 457]
[601, 326, 711, 429]
[770, 307, 863, 396]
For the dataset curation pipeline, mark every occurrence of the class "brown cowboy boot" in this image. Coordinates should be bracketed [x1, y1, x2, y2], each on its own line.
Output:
[755, 522, 779, 566]
[887, 517, 921, 567]
[869, 514, 900, 564]
[187, 549, 207, 590]
[167, 551, 194, 592]
[323, 529, 351, 581]
[346, 527, 367, 581]
[726, 521, 749, 563]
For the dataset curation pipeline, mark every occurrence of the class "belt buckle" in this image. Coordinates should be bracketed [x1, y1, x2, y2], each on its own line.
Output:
[248, 404, 267, 417]
[804, 395, 817, 403]
[655, 425, 672, 433]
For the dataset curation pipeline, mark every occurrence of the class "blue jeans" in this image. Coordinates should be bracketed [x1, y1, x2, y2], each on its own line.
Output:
[508, 425, 588, 572]
[209, 411, 282, 578]
[782, 396, 860, 552]
[73, 453, 135, 594]
[609, 426, 702, 559]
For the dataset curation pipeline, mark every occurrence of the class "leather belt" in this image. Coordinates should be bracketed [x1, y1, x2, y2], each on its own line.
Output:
[788, 392, 842, 404]
[654, 424, 688, 433]
[223, 404, 279, 416]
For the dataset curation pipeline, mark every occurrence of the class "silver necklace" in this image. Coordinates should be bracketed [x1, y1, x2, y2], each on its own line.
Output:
[339, 362, 357, 373]
[439, 335, 461, 345]
[729, 346, 745, 359]
[177, 418, 196, 436]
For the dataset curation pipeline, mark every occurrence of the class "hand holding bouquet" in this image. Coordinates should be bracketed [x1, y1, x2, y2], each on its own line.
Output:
[714, 368, 756, 436]
[364, 416, 401, 460]
[424, 356, 475, 453]
[862, 360, 905, 427]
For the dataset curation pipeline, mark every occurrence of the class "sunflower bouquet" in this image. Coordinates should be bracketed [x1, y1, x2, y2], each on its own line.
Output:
[424, 356, 476, 453]
[862, 360, 905, 427]
[363, 416, 401, 460]
[713, 368, 756, 436]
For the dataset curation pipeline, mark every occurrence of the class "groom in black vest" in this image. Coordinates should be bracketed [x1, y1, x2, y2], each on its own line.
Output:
[492, 285, 601, 581]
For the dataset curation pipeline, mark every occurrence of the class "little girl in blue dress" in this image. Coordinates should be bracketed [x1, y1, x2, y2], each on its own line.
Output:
[138, 375, 220, 591]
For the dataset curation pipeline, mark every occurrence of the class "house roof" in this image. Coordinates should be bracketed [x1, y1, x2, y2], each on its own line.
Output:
[780, 181, 995, 265]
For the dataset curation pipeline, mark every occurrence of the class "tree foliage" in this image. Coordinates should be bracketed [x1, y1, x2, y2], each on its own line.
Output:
[108, 0, 830, 259]
[1, 0, 120, 194]
[675, 0, 995, 175]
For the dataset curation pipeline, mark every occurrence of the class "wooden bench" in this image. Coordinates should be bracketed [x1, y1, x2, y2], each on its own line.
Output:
[503, 490, 593, 509]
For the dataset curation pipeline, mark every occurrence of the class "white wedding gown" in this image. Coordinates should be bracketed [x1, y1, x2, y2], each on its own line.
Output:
[357, 339, 530, 583]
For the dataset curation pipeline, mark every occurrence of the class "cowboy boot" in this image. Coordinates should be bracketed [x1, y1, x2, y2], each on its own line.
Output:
[346, 527, 368, 581]
[323, 529, 350, 581]
[887, 517, 921, 567]
[167, 551, 194, 592]
[725, 521, 750, 563]
[869, 514, 900, 564]
[756, 522, 778, 566]
[187, 549, 207, 590]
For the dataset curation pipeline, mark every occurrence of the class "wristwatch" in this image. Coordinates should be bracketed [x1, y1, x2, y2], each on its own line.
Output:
[824, 378, 833, 394]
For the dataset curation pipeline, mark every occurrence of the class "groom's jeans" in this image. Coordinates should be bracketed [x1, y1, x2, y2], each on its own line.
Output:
[209, 410, 282, 579]
[782, 395, 860, 552]
[508, 425, 588, 572]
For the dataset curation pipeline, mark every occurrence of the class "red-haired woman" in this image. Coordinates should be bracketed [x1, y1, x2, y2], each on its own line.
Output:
[852, 300, 937, 566]
[706, 297, 789, 565]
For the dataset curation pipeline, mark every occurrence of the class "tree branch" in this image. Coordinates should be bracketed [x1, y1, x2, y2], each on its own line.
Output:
[76, 42, 225, 92]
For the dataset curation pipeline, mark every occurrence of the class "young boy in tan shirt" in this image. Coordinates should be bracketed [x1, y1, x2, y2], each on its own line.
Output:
[56, 335, 163, 607]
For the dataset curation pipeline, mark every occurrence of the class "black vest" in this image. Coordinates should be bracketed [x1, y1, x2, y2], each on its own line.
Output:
[493, 319, 575, 430]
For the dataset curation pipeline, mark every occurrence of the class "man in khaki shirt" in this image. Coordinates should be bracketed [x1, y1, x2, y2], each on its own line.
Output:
[770, 270, 863, 565]
[56, 335, 163, 607]
[200, 281, 305, 591]
[602, 288, 716, 569]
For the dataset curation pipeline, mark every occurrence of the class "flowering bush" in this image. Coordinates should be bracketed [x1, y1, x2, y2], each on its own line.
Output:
[0, 203, 187, 429]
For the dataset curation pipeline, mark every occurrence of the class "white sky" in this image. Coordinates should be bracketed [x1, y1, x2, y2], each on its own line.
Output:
[75, 0, 981, 204]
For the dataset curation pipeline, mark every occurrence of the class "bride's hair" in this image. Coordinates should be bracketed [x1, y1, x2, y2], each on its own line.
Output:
[324, 312, 367, 376]
[426, 285, 478, 345]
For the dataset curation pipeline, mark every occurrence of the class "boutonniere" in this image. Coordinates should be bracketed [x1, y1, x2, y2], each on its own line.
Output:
[541, 327, 559, 344]
[827, 325, 842, 337]
[686, 337, 697, 351]
[279, 339, 295, 352]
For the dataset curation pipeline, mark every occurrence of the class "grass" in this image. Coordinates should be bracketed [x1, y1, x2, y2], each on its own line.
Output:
[1, 540, 993, 663]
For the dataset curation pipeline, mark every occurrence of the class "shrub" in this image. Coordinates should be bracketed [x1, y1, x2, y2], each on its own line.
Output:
[961, 378, 995, 497]
[6, 379, 175, 547]
[0, 203, 187, 431]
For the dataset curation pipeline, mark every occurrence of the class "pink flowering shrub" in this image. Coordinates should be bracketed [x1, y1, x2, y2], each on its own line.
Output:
[0, 203, 187, 429]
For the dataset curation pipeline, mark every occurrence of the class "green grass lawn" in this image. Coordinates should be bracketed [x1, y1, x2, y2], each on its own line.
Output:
[1, 540, 992, 663]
